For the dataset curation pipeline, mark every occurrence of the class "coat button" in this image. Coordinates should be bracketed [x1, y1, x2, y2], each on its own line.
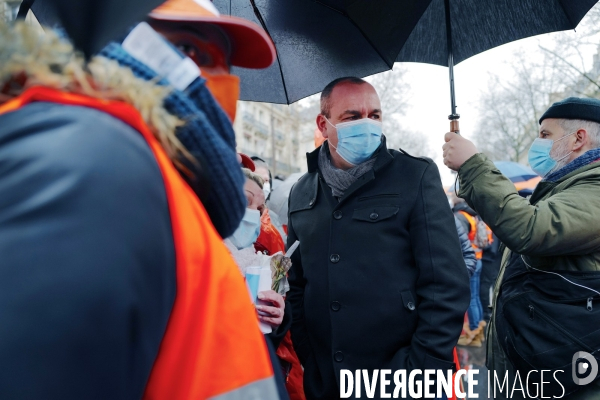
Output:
[334, 351, 344, 362]
[330, 254, 340, 263]
[309, 199, 315, 206]
[333, 210, 343, 220]
[331, 301, 341, 311]
[407, 301, 416, 311]
[369, 212, 379, 220]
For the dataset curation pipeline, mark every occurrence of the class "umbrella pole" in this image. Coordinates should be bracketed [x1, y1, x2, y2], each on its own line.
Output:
[444, 0, 460, 133]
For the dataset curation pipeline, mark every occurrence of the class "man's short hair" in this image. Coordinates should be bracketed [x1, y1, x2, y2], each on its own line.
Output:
[320, 77, 368, 118]
[242, 168, 264, 189]
[559, 119, 600, 149]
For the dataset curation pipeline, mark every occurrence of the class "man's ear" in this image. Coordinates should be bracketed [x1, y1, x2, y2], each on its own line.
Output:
[316, 114, 329, 138]
[573, 129, 588, 152]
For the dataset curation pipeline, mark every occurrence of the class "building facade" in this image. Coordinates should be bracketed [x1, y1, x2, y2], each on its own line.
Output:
[233, 101, 314, 178]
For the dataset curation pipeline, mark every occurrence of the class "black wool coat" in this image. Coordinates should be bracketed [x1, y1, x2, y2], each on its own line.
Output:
[287, 141, 470, 400]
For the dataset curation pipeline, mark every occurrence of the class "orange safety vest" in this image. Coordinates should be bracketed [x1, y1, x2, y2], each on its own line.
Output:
[457, 210, 492, 260]
[0, 86, 277, 399]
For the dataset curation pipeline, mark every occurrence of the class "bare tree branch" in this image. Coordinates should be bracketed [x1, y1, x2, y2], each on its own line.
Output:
[539, 45, 600, 91]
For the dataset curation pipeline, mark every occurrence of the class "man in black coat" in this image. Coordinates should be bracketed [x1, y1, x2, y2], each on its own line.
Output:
[287, 77, 470, 400]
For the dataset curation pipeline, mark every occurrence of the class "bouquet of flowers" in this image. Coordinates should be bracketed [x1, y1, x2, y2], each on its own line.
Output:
[270, 240, 300, 295]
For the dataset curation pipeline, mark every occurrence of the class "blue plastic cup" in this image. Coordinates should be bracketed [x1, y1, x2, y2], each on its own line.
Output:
[245, 266, 261, 304]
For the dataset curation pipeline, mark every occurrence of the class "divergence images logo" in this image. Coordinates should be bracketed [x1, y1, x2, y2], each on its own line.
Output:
[572, 351, 599, 386]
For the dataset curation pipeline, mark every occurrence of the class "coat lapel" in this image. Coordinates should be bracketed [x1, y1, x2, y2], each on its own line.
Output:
[289, 172, 319, 213]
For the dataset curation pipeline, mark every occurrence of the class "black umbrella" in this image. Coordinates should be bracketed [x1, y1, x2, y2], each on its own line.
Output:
[395, 0, 599, 132]
[214, 0, 597, 126]
[213, 0, 432, 104]
[17, 0, 166, 58]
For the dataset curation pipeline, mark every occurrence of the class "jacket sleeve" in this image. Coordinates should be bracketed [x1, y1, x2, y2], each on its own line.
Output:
[458, 153, 600, 256]
[455, 215, 477, 276]
[397, 161, 470, 372]
[286, 192, 311, 366]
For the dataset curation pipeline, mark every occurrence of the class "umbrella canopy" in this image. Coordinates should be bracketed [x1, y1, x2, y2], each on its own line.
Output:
[396, 0, 597, 67]
[19, 0, 166, 58]
[396, 0, 598, 130]
[493, 161, 537, 183]
[213, 0, 597, 108]
[212, 0, 432, 104]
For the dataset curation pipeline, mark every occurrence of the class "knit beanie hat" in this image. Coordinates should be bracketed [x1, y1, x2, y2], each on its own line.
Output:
[539, 97, 600, 124]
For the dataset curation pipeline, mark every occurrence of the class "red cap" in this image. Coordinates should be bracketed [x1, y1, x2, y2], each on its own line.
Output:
[150, 0, 276, 69]
[239, 153, 255, 171]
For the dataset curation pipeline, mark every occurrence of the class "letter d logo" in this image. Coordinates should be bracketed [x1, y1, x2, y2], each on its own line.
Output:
[572, 351, 599, 386]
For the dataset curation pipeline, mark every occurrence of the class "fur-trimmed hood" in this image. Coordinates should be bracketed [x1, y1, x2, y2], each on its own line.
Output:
[0, 20, 186, 162]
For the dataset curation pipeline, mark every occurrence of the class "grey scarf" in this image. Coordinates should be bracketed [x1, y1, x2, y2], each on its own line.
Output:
[318, 143, 377, 198]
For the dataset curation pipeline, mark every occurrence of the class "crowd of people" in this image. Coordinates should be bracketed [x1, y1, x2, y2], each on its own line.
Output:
[1, 0, 600, 399]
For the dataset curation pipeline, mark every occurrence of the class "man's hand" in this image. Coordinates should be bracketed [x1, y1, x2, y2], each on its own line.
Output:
[442, 132, 478, 171]
[256, 290, 285, 327]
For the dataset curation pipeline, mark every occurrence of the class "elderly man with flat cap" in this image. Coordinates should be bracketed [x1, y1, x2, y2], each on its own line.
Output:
[443, 97, 600, 399]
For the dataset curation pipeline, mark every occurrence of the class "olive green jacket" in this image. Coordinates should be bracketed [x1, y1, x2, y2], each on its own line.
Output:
[458, 153, 600, 399]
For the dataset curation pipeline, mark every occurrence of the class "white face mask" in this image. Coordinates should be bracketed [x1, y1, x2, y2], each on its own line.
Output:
[229, 208, 261, 250]
[263, 182, 271, 199]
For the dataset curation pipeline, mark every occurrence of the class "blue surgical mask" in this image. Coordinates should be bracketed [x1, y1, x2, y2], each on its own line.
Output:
[527, 131, 575, 177]
[325, 118, 383, 165]
[229, 208, 261, 250]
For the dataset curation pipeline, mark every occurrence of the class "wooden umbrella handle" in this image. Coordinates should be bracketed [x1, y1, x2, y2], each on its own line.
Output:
[450, 119, 460, 134]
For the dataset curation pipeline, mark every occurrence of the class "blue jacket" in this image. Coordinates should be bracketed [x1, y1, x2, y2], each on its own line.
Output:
[0, 102, 176, 399]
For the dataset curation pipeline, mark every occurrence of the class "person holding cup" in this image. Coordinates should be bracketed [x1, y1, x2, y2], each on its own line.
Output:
[225, 167, 288, 335]
[233, 155, 305, 399]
